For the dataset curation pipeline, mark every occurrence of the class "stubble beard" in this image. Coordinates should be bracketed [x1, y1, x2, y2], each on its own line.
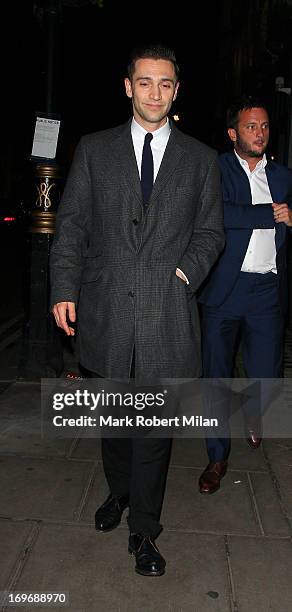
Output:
[236, 134, 267, 158]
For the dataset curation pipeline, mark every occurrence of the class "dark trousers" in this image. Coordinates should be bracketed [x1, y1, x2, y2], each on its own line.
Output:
[89, 353, 171, 539]
[202, 272, 284, 462]
[102, 436, 171, 538]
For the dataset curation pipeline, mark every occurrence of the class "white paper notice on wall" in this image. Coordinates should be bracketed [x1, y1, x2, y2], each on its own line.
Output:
[31, 116, 61, 159]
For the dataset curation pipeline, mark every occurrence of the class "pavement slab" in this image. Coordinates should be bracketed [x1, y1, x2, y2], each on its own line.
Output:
[249, 471, 291, 536]
[228, 440, 268, 471]
[9, 524, 231, 612]
[263, 438, 292, 467]
[228, 536, 292, 612]
[263, 439, 292, 523]
[269, 464, 292, 523]
[0, 456, 94, 522]
[0, 431, 75, 458]
[0, 381, 80, 456]
[69, 438, 102, 461]
[162, 467, 261, 535]
[0, 519, 35, 590]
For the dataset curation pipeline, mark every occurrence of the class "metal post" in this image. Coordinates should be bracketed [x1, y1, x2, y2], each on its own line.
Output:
[18, 1, 64, 379]
[18, 164, 64, 379]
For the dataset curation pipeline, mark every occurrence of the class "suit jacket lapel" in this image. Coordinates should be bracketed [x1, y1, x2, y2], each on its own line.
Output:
[228, 152, 253, 203]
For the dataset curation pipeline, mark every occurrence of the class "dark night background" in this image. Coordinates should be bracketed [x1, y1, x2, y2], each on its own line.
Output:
[1, 0, 292, 333]
[2, 0, 292, 195]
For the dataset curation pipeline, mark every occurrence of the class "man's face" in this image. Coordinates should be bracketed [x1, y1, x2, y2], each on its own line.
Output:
[228, 107, 269, 160]
[124, 58, 179, 131]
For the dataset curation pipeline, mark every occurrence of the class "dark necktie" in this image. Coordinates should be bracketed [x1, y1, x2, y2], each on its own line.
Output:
[141, 132, 153, 206]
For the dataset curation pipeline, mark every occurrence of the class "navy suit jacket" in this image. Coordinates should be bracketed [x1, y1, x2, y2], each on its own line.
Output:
[199, 150, 292, 313]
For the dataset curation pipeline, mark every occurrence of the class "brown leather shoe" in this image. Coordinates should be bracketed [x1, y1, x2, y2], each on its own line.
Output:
[246, 432, 262, 449]
[199, 461, 228, 494]
[245, 418, 262, 449]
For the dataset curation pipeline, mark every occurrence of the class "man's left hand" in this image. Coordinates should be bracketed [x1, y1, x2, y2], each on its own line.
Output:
[272, 203, 292, 227]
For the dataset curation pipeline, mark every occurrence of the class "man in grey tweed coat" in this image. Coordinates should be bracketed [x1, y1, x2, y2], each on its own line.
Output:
[50, 44, 224, 576]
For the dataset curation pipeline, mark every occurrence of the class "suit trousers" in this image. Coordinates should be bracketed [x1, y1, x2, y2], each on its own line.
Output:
[202, 272, 284, 462]
[89, 353, 171, 539]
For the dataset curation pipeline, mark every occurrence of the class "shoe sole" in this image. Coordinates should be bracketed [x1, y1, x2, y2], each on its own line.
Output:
[135, 567, 165, 577]
[95, 520, 121, 533]
[199, 466, 227, 495]
[199, 485, 220, 495]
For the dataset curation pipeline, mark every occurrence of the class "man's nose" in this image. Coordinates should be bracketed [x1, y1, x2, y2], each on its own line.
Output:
[150, 85, 162, 100]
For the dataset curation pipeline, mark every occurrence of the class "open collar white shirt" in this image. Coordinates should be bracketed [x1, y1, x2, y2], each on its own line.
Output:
[235, 151, 277, 274]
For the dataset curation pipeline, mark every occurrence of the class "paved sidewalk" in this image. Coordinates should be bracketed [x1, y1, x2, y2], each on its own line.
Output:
[0, 336, 292, 612]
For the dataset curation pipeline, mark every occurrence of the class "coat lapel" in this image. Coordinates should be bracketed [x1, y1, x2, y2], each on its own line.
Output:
[107, 121, 185, 212]
[108, 121, 142, 203]
[148, 127, 185, 208]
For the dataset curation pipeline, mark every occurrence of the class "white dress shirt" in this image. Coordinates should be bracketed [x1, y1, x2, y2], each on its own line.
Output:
[131, 117, 171, 181]
[235, 151, 277, 274]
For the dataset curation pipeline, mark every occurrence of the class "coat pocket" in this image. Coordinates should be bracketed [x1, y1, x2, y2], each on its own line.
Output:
[81, 256, 103, 284]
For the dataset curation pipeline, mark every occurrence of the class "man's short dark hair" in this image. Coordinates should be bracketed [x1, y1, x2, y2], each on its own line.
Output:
[227, 95, 269, 129]
[127, 43, 179, 82]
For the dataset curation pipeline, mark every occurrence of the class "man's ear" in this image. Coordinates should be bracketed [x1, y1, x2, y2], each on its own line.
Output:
[173, 82, 180, 102]
[124, 78, 132, 99]
[228, 127, 237, 143]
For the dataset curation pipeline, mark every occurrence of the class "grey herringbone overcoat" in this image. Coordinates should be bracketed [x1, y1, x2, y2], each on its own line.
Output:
[50, 120, 224, 378]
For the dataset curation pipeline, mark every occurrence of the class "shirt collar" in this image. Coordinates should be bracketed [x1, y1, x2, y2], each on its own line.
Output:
[234, 149, 267, 172]
[131, 117, 171, 147]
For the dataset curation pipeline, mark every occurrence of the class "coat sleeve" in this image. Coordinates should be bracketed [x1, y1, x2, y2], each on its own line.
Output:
[49, 138, 91, 307]
[223, 200, 275, 229]
[177, 155, 225, 292]
[223, 162, 292, 230]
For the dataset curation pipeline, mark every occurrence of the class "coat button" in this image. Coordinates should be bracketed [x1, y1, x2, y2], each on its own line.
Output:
[132, 218, 139, 225]
[128, 291, 134, 297]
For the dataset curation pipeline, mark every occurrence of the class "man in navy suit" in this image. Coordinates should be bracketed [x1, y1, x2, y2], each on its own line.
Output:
[199, 95, 292, 494]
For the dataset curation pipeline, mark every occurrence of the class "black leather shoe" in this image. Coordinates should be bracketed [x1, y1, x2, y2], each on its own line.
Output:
[128, 533, 166, 576]
[199, 461, 228, 494]
[95, 494, 129, 532]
